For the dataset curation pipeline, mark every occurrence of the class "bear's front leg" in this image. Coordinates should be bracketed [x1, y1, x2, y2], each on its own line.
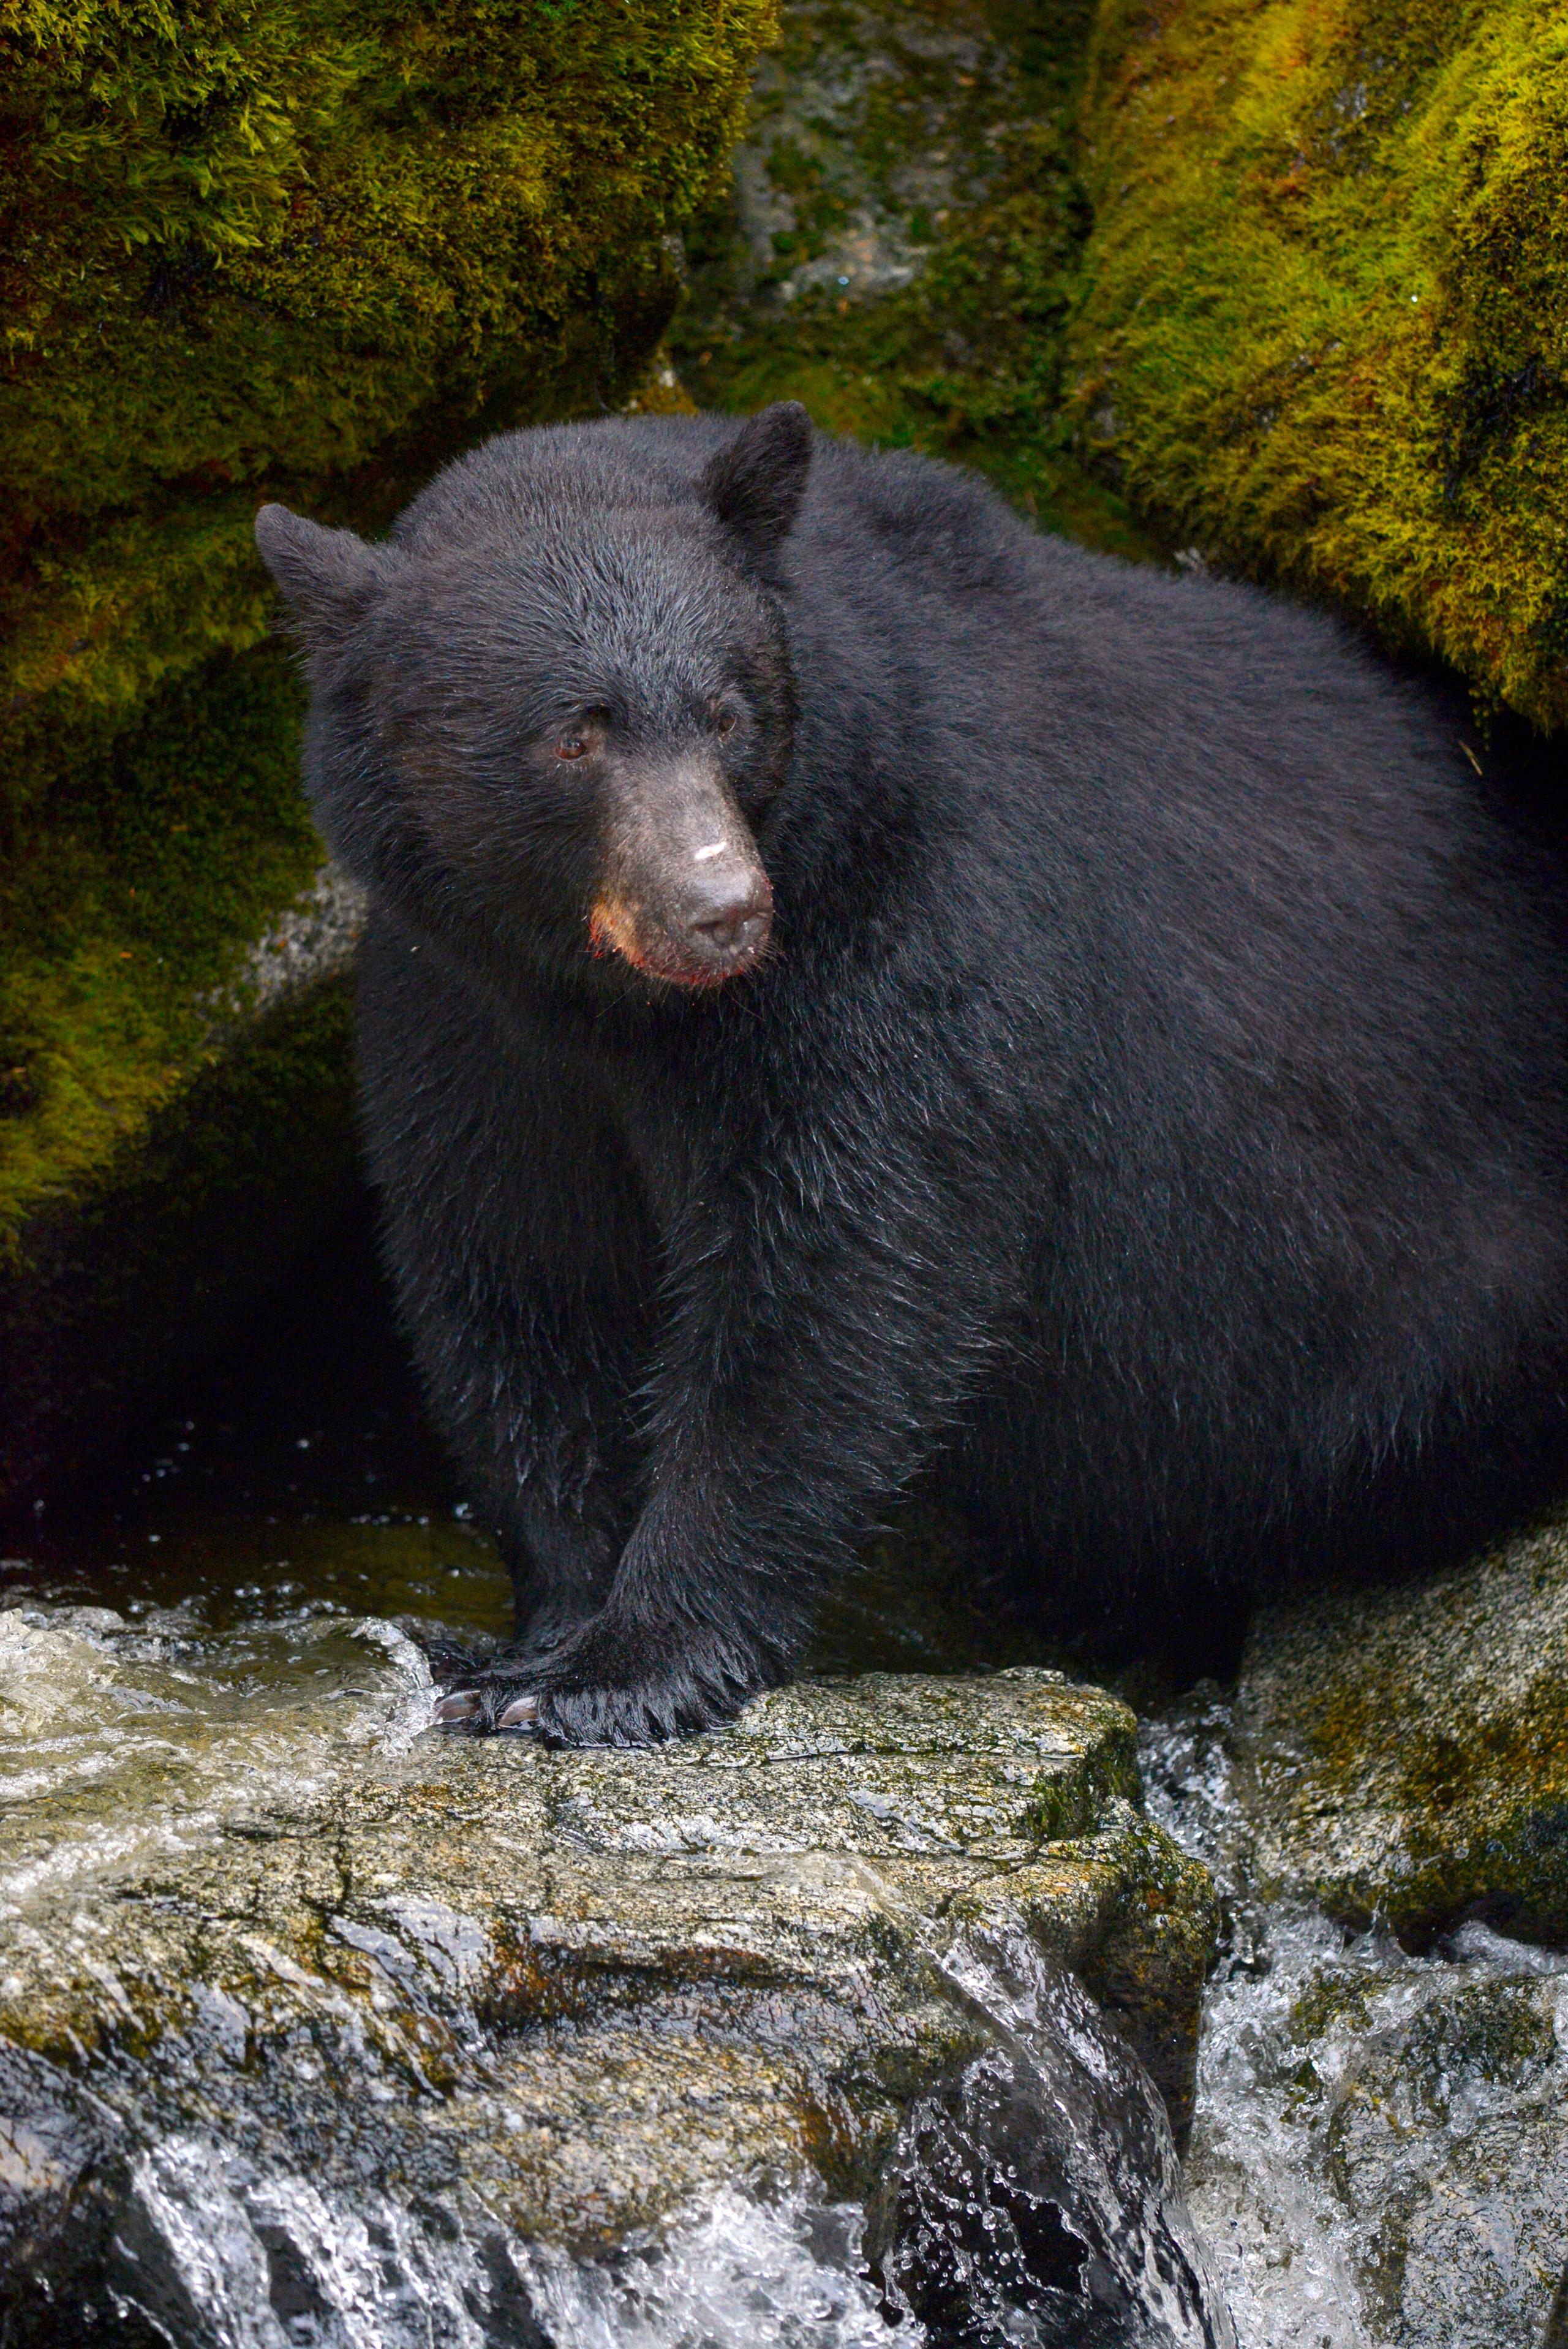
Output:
[353, 923, 658, 1718]
[429, 1484, 627, 1705]
[437, 1106, 1006, 1744]
[412, 1264, 650, 1714]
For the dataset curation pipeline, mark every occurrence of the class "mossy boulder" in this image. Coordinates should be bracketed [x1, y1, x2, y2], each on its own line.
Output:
[0, 901, 363, 1503]
[1071, 0, 1568, 730]
[0, 1617, 1223, 2337]
[1, 0, 772, 728]
[0, 0, 773, 1493]
[1231, 1507, 1568, 1943]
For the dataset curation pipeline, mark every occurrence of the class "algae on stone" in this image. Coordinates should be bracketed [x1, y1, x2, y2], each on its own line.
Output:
[1229, 1507, 1568, 1944]
[668, 0, 1155, 554]
[0, 1616, 1219, 2335]
[1071, 0, 1568, 730]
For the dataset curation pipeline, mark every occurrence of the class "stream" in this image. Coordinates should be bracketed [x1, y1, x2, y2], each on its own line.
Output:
[6, 0, 1564, 2335]
[0, 1214, 1224, 2347]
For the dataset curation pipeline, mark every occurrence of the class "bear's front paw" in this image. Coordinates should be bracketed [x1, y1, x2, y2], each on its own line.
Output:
[430, 1619, 770, 1747]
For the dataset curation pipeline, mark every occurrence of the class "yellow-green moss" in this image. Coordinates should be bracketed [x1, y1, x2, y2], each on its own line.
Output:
[1238, 1508, 1568, 1944]
[1, 0, 774, 729]
[0, 642, 323, 1239]
[1071, 0, 1568, 730]
[0, 973, 360, 1498]
[0, 0, 775, 1262]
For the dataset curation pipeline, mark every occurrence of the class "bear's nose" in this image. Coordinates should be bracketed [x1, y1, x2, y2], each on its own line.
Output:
[682, 864, 772, 960]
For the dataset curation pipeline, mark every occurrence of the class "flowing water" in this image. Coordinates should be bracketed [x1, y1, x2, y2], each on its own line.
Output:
[94, 2146, 904, 2349]
[0, 1214, 1229, 2348]
[0, 1595, 1231, 2347]
[1141, 1695, 1568, 2348]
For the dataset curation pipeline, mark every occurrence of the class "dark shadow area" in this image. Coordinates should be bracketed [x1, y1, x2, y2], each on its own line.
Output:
[0, 1194, 515, 1652]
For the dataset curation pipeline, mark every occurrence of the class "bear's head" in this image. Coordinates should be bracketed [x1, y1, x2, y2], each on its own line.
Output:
[254, 402, 812, 997]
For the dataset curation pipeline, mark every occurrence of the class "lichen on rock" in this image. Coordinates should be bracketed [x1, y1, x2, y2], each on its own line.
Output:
[1071, 0, 1568, 730]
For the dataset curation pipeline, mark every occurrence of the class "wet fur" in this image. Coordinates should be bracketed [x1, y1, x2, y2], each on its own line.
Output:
[276, 413, 1568, 1742]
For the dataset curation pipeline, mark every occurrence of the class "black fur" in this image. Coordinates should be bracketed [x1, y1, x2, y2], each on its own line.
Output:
[256, 408, 1568, 1745]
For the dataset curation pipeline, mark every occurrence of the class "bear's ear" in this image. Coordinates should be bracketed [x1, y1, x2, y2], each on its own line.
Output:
[254, 504, 392, 649]
[701, 401, 812, 568]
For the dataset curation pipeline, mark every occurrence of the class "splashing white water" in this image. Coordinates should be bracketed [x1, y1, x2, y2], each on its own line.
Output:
[522, 2187, 913, 2348]
[1140, 1698, 1568, 2349]
[119, 2137, 912, 2349]
[880, 1918, 1236, 2347]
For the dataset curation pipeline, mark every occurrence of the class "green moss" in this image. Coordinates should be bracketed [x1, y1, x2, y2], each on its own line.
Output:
[1071, 0, 1568, 730]
[1239, 1508, 1568, 1944]
[1074, 1807, 1220, 2138]
[1, 0, 774, 725]
[0, 0, 775, 1267]
[0, 639, 320, 1241]
[668, 0, 1158, 556]
[1288, 1643, 1568, 1939]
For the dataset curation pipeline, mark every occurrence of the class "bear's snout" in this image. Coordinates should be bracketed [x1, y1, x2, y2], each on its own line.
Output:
[591, 755, 774, 989]
[677, 854, 773, 963]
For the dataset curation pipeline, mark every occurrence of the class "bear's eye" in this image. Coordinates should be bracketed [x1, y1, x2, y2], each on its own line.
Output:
[715, 709, 738, 738]
[554, 709, 608, 762]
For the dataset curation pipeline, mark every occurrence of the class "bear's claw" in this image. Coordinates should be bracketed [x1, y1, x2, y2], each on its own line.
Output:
[421, 1622, 768, 1745]
[429, 1681, 541, 1734]
[432, 1688, 482, 1723]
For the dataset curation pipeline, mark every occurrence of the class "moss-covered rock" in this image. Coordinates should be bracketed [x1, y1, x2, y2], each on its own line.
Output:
[2, 644, 328, 1244]
[1071, 0, 1568, 730]
[0, 942, 362, 1504]
[1232, 1508, 1568, 1943]
[0, 1623, 1222, 2336]
[1, 0, 772, 732]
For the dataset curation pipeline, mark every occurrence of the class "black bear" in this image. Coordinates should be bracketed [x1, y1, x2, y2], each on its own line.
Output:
[255, 403, 1568, 1746]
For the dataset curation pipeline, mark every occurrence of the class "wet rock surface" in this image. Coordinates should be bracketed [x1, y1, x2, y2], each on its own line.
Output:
[1231, 1508, 1568, 1943]
[0, 1605, 1226, 2344]
[1185, 1894, 1568, 2349]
